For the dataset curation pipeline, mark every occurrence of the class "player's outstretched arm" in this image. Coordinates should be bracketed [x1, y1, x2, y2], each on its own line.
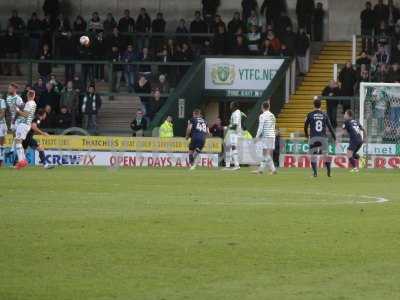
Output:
[31, 122, 49, 136]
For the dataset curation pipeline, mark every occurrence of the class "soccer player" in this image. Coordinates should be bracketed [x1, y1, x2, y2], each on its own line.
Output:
[22, 109, 54, 169]
[0, 96, 7, 165]
[186, 109, 209, 171]
[13, 90, 37, 170]
[224, 102, 244, 171]
[6, 83, 24, 132]
[304, 98, 336, 177]
[339, 109, 365, 172]
[253, 101, 277, 175]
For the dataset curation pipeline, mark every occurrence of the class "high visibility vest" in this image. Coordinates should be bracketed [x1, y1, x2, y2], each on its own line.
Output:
[243, 130, 253, 139]
[159, 121, 174, 138]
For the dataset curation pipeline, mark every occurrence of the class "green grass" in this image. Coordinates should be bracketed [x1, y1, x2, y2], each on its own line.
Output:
[0, 167, 399, 300]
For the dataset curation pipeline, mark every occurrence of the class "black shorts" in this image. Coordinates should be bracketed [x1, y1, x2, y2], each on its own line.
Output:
[22, 136, 39, 150]
[309, 137, 329, 155]
[189, 138, 206, 152]
[348, 140, 363, 153]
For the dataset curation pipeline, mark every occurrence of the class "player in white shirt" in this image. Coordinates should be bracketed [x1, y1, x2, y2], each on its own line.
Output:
[6, 83, 24, 133]
[253, 101, 277, 174]
[0, 97, 7, 165]
[224, 102, 244, 171]
[13, 90, 37, 170]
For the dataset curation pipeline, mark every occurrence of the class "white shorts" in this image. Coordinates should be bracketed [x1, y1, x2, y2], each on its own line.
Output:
[229, 133, 240, 146]
[0, 123, 7, 137]
[15, 123, 30, 140]
[260, 137, 275, 150]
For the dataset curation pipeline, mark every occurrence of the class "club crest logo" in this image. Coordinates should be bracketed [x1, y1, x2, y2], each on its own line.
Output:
[211, 64, 235, 85]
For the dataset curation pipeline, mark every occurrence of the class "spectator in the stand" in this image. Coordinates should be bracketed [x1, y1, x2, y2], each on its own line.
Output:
[110, 46, 123, 92]
[202, 0, 221, 20]
[81, 84, 102, 133]
[241, 0, 258, 22]
[4, 26, 22, 76]
[228, 12, 244, 34]
[136, 8, 151, 49]
[210, 117, 224, 138]
[88, 12, 103, 33]
[55, 13, 71, 32]
[247, 25, 261, 54]
[93, 32, 106, 81]
[339, 61, 358, 97]
[135, 76, 152, 115]
[374, 0, 389, 30]
[246, 9, 260, 30]
[230, 35, 249, 55]
[190, 11, 208, 46]
[356, 51, 372, 68]
[266, 31, 281, 54]
[322, 80, 341, 128]
[42, 0, 59, 23]
[376, 21, 390, 50]
[33, 78, 47, 98]
[103, 13, 117, 36]
[73, 75, 84, 94]
[281, 25, 296, 57]
[152, 74, 170, 94]
[296, 0, 315, 37]
[295, 28, 310, 75]
[106, 27, 126, 53]
[122, 44, 136, 93]
[152, 12, 166, 50]
[27, 12, 42, 58]
[373, 63, 389, 82]
[38, 44, 52, 79]
[156, 43, 173, 76]
[55, 106, 72, 129]
[260, 0, 286, 27]
[388, 63, 400, 82]
[391, 41, 400, 64]
[214, 24, 228, 54]
[360, 1, 375, 52]
[73, 15, 87, 32]
[276, 12, 293, 38]
[388, 0, 400, 31]
[357, 67, 371, 91]
[211, 14, 226, 33]
[313, 2, 324, 42]
[148, 89, 164, 120]
[78, 38, 95, 89]
[159, 116, 174, 138]
[177, 42, 193, 77]
[260, 39, 273, 56]
[8, 10, 25, 30]
[60, 80, 78, 125]
[118, 9, 135, 33]
[199, 39, 214, 55]
[38, 83, 59, 110]
[59, 31, 77, 81]
[49, 74, 64, 93]
[42, 105, 56, 130]
[374, 44, 390, 66]
[130, 109, 148, 136]
[176, 19, 189, 44]
[138, 47, 152, 75]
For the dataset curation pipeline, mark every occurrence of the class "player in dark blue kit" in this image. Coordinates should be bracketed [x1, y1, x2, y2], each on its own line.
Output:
[304, 98, 336, 177]
[186, 109, 210, 170]
[339, 109, 365, 172]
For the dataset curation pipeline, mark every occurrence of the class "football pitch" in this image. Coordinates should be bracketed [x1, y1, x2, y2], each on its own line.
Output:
[0, 167, 399, 300]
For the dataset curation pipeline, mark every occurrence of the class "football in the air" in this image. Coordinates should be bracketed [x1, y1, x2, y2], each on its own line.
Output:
[80, 35, 90, 46]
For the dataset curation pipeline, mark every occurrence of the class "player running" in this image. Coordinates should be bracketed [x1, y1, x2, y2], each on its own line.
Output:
[338, 109, 365, 172]
[224, 102, 244, 171]
[253, 101, 277, 175]
[13, 89, 37, 170]
[21, 109, 54, 169]
[186, 109, 209, 171]
[304, 98, 336, 177]
[0, 96, 7, 165]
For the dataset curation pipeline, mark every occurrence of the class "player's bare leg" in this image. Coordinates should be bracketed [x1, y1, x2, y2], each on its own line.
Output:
[14, 138, 28, 169]
[230, 145, 240, 171]
[253, 148, 276, 174]
[37, 144, 54, 169]
[323, 154, 332, 177]
[0, 136, 4, 166]
[189, 149, 200, 171]
[223, 145, 232, 170]
[311, 154, 318, 177]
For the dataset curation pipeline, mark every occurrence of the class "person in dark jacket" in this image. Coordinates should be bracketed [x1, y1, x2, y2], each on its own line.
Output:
[295, 28, 310, 75]
[280, 25, 296, 56]
[8, 10, 25, 30]
[213, 24, 228, 54]
[78, 41, 95, 89]
[230, 35, 249, 55]
[391, 41, 400, 64]
[27, 12, 42, 58]
[38, 83, 59, 111]
[73, 15, 87, 32]
[135, 76, 152, 116]
[296, 0, 315, 37]
[227, 12, 244, 34]
[59, 31, 77, 81]
[322, 80, 341, 128]
[38, 44, 52, 79]
[118, 9, 135, 33]
[313, 2, 324, 41]
[241, 0, 258, 22]
[210, 118, 224, 138]
[387, 63, 400, 82]
[130, 109, 148, 136]
[3, 26, 22, 76]
[136, 8, 151, 49]
[361, 1, 375, 52]
[339, 61, 358, 97]
[103, 13, 117, 36]
[356, 51, 372, 68]
[176, 19, 189, 44]
[190, 11, 208, 45]
[374, 0, 389, 30]
[42, 0, 59, 24]
[81, 85, 102, 133]
[260, 0, 286, 27]
[93, 32, 106, 81]
[202, 0, 220, 21]
[151, 12, 166, 50]
[55, 106, 72, 129]
[148, 89, 164, 120]
[387, 0, 400, 31]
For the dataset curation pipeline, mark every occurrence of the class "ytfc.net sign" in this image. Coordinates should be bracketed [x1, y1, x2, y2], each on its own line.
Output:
[204, 58, 284, 96]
